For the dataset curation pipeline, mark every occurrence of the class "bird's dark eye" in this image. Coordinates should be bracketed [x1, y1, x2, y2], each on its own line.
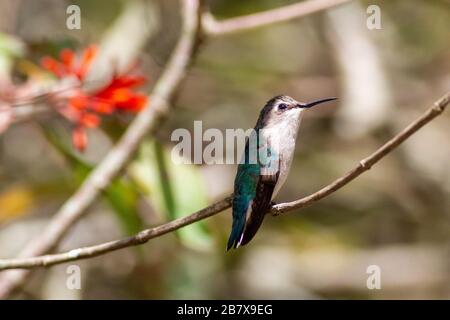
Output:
[278, 103, 288, 111]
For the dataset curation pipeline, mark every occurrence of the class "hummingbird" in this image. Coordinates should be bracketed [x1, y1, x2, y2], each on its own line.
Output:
[227, 95, 336, 250]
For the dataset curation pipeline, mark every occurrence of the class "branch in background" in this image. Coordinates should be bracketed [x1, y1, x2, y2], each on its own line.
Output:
[0, 91, 448, 270]
[11, 104, 49, 123]
[0, 0, 202, 298]
[202, 0, 351, 36]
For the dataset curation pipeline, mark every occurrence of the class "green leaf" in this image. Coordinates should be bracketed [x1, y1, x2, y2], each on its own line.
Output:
[130, 140, 212, 251]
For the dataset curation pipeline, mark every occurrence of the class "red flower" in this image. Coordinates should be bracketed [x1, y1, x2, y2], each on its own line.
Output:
[94, 75, 148, 113]
[41, 45, 98, 81]
[41, 45, 148, 151]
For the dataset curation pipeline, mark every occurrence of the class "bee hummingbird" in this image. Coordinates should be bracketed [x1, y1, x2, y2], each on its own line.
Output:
[227, 95, 336, 250]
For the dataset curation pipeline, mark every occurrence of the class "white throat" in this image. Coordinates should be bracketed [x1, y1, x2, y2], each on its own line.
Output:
[262, 110, 304, 197]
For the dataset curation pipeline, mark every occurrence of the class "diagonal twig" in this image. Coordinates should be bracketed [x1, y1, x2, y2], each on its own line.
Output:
[0, 91, 448, 270]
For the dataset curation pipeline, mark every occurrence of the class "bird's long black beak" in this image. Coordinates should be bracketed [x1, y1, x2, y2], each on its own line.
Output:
[297, 97, 337, 109]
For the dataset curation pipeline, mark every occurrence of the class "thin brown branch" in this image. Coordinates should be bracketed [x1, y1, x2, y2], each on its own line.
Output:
[0, 0, 202, 298]
[0, 91, 448, 271]
[202, 0, 352, 36]
[0, 196, 233, 270]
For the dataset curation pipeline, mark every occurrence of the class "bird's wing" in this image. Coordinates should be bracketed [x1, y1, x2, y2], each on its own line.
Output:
[227, 161, 259, 250]
[227, 135, 280, 250]
[239, 169, 279, 246]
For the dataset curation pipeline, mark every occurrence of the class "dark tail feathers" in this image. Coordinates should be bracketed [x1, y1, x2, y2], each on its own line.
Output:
[227, 201, 270, 251]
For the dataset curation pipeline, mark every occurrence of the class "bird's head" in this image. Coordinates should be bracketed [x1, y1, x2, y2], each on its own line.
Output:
[257, 95, 336, 127]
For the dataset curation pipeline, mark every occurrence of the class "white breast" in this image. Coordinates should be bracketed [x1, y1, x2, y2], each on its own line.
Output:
[261, 111, 304, 198]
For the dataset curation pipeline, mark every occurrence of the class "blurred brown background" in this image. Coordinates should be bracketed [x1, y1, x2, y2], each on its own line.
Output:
[0, 0, 449, 299]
